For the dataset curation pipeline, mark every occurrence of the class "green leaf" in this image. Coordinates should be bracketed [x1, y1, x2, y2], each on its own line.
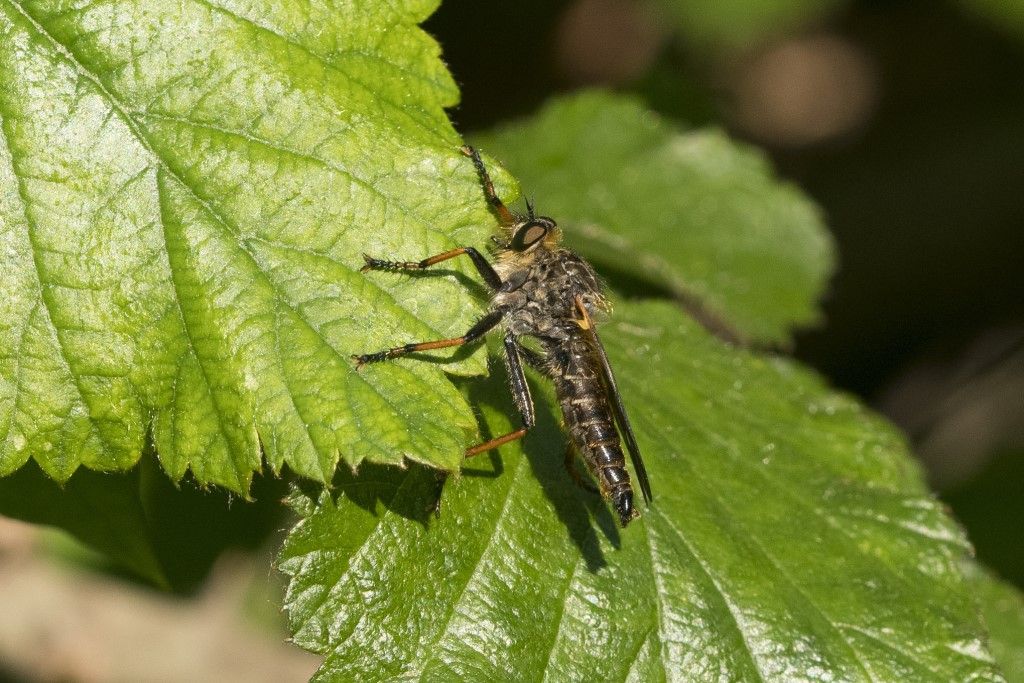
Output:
[279, 301, 1000, 681]
[0, 0, 502, 490]
[654, 0, 848, 50]
[0, 449, 290, 591]
[969, 565, 1024, 682]
[955, 0, 1024, 41]
[474, 91, 834, 345]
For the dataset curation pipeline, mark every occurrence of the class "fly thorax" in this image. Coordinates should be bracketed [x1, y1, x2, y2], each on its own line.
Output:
[491, 248, 606, 340]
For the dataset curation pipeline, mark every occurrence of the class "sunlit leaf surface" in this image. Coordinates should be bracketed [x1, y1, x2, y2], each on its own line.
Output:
[0, 0, 503, 490]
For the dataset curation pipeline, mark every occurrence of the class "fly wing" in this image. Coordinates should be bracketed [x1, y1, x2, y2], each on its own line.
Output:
[575, 298, 653, 505]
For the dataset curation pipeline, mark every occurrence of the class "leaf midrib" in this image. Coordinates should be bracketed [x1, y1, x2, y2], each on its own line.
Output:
[660, 377, 971, 596]
[156, 176, 253, 490]
[644, 508, 767, 682]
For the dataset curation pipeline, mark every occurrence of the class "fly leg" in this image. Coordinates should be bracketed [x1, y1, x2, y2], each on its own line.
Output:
[515, 344, 547, 372]
[353, 311, 503, 367]
[461, 145, 515, 227]
[360, 245, 502, 291]
[564, 444, 600, 495]
[427, 470, 449, 519]
[466, 333, 535, 456]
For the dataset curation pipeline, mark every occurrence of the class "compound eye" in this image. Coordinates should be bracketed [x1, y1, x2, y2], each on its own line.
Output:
[512, 219, 553, 251]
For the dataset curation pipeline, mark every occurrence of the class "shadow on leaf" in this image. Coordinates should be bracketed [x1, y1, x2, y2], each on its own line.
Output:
[289, 369, 624, 573]
[460, 374, 619, 572]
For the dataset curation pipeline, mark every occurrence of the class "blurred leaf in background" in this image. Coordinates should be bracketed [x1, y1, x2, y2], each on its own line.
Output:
[656, 0, 848, 50]
[474, 90, 834, 345]
[944, 448, 1024, 587]
[956, 0, 1024, 40]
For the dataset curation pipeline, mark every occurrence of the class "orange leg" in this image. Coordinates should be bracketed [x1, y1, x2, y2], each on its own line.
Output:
[464, 334, 536, 457]
[360, 245, 501, 290]
[461, 145, 516, 227]
[466, 428, 528, 457]
[353, 311, 502, 366]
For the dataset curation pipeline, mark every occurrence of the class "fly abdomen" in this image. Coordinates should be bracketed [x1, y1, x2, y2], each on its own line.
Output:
[557, 363, 638, 527]
[586, 433, 637, 527]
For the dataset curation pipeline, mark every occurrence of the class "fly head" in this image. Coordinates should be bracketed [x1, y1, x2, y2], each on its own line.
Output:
[510, 217, 556, 252]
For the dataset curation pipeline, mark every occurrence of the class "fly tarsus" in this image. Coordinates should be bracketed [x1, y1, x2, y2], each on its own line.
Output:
[461, 145, 515, 227]
[351, 343, 418, 367]
[352, 311, 504, 368]
[428, 470, 449, 518]
[359, 247, 501, 290]
[359, 253, 419, 273]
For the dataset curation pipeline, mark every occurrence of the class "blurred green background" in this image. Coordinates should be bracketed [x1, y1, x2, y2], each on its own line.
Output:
[426, 0, 1024, 586]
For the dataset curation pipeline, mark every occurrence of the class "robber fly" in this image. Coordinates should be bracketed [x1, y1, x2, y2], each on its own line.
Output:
[353, 146, 651, 527]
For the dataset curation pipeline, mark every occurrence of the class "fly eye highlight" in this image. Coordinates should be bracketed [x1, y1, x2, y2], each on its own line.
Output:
[511, 217, 556, 251]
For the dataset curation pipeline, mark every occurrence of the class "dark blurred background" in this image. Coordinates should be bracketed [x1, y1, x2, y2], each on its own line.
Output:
[427, 0, 1024, 585]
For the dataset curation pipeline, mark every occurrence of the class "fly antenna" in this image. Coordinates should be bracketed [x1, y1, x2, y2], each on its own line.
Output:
[525, 196, 535, 219]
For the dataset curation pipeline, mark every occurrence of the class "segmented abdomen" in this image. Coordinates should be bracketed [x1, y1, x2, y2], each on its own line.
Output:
[552, 339, 635, 523]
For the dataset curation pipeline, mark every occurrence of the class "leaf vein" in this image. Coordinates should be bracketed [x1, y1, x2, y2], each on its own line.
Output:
[538, 554, 583, 680]
[649, 511, 768, 682]
[0, 90, 115, 468]
[155, 172, 252, 490]
[136, 110, 455, 246]
[191, 0, 450, 138]
[415, 452, 527, 680]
